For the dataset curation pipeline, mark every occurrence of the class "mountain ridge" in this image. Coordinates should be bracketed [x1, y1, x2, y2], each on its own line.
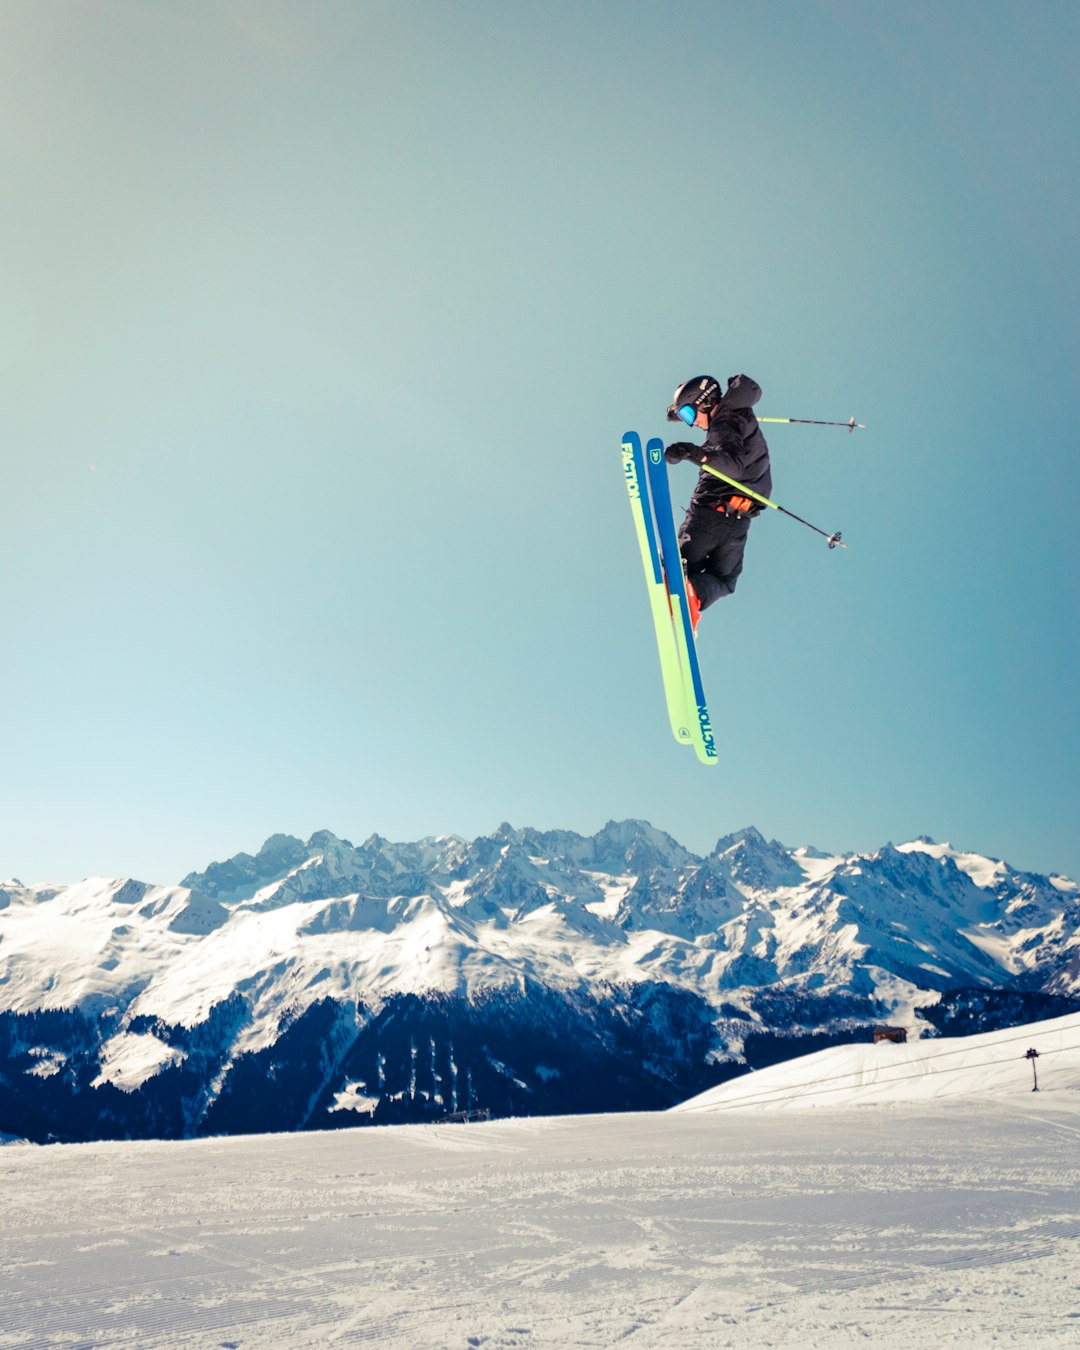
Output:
[2, 820, 1078, 1141]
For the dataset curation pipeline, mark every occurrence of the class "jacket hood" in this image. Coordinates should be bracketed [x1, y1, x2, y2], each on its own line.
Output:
[718, 374, 762, 411]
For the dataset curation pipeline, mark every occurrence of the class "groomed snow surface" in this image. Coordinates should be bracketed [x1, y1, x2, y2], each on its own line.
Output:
[3, 1016, 1080, 1348]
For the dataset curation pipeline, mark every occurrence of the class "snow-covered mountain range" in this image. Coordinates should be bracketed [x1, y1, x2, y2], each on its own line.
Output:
[2, 821, 1078, 1141]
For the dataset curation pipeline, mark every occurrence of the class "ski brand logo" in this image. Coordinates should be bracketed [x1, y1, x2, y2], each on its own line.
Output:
[648, 444, 663, 465]
[621, 444, 642, 500]
[697, 704, 716, 757]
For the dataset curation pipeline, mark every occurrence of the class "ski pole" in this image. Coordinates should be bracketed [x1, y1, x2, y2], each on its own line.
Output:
[699, 462, 846, 549]
[758, 416, 864, 432]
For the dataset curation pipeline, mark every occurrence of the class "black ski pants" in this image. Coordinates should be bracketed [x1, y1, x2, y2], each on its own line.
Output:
[678, 506, 752, 611]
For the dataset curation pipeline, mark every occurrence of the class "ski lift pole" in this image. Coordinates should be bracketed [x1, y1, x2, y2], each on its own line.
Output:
[698, 462, 846, 550]
[1026, 1046, 1040, 1092]
[758, 416, 865, 432]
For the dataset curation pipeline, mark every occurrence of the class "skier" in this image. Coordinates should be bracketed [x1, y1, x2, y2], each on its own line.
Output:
[664, 374, 772, 625]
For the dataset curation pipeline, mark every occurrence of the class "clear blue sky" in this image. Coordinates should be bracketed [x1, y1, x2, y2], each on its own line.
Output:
[3, 1, 1078, 885]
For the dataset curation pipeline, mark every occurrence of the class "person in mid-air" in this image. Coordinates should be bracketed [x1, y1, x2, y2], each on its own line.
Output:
[664, 374, 772, 626]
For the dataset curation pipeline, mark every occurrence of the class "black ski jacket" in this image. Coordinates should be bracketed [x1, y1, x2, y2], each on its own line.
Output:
[667, 373, 772, 513]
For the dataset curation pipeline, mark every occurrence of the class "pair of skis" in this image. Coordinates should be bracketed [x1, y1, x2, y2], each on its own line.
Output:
[621, 432, 717, 767]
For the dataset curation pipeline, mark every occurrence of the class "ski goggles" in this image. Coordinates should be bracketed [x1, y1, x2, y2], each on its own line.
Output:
[668, 403, 698, 426]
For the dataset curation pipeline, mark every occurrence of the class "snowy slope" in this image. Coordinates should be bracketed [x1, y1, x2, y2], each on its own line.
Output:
[3, 1074, 1079, 1348]
[676, 1010, 1080, 1112]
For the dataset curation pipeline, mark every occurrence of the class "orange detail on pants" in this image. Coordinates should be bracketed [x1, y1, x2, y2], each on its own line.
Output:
[686, 579, 701, 633]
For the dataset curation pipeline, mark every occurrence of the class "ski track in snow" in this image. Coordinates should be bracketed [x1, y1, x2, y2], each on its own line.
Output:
[3, 1097, 1080, 1348]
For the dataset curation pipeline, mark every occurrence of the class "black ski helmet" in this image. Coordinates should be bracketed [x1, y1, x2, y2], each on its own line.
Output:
[666, 375, 720, 424]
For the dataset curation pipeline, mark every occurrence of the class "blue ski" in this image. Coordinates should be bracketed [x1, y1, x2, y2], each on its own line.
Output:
[644, 437, 718, 766]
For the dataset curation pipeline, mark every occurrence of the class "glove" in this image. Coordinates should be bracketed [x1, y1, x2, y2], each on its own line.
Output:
[664, 442, 704, 465]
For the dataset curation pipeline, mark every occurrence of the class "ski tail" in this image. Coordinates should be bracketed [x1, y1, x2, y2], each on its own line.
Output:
[621, 433, 693, 747]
